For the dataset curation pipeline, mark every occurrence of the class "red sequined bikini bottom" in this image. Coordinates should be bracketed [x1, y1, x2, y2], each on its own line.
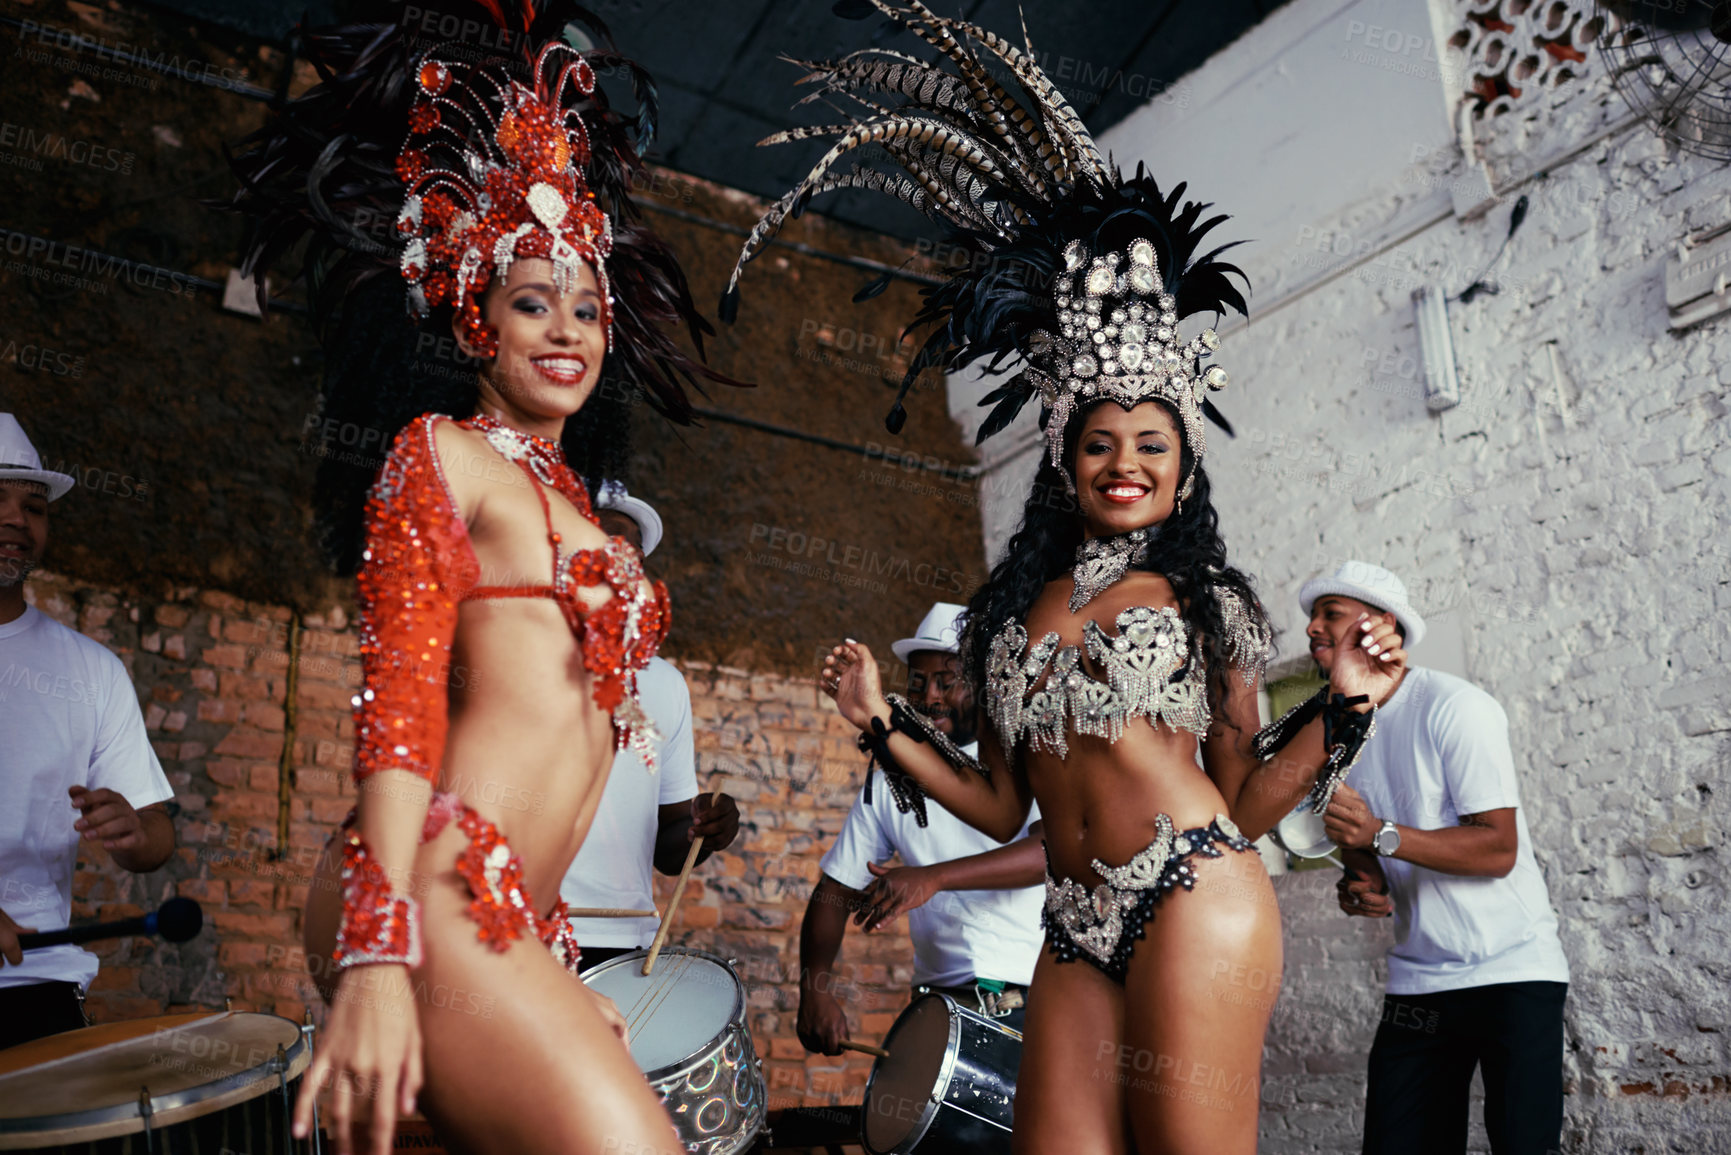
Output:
[342, 792, 581, 974]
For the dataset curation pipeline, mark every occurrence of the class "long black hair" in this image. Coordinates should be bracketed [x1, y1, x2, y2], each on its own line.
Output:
[958, 397, 1271, 721]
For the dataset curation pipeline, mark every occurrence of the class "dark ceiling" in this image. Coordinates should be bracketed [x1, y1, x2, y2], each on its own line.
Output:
[149, 0, 1291, 238]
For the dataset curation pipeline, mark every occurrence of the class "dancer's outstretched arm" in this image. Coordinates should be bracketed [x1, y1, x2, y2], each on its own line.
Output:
[822, 640, 1033, 843]
[1205, 613, 1407, 841]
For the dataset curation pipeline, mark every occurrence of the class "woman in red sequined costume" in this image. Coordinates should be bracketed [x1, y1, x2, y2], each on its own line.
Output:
[226, 9, 734, 1153]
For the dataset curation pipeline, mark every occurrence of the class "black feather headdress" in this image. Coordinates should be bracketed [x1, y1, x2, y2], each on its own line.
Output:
[721, 0, 1248, 461]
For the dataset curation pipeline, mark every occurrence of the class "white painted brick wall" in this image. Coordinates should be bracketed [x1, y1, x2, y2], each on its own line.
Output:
[950, 0, 1731, 1147]
[1215, 131, 1731, 1147]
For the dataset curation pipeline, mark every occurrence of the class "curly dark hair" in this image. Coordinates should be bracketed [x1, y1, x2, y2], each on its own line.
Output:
[958, 397, 1272, 724]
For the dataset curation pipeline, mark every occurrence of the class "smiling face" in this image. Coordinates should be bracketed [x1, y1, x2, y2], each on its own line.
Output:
[1306, 594, 1400, 676]
[1070, 400, 1186, 538]
[0, 480, 49, 589]
[906, 649, 977, 747]
[457, 256, 606, 436]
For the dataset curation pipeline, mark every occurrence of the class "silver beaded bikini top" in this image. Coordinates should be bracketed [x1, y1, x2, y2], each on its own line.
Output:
[986, 587, 1268, 758]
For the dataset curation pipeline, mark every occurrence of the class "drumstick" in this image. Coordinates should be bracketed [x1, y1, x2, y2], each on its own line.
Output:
[642, 778, 723, 975]
[565, 908, 658, 918]
[840, 1040, 890, 1059]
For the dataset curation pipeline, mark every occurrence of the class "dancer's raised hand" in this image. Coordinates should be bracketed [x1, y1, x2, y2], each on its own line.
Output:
[1329, 613, 1406, 706]
[821, 639, 888, 731]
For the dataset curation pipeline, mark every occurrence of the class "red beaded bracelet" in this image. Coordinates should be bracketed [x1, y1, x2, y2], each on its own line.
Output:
[333, 831, 423, 969]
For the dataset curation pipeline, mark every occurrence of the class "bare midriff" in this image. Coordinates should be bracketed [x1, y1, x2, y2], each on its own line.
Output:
[439, 595, 617, 906]
[1016, 571, 1238, 885]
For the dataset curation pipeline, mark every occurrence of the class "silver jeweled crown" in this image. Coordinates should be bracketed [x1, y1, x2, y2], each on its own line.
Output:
[1027, 237, 1229, 469]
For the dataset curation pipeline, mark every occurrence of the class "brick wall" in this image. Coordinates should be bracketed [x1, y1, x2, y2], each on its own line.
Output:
[21, 570, 915, 1129]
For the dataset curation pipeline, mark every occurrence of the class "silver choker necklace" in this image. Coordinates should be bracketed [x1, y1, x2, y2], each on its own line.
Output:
[1070, 527, 1152, 612]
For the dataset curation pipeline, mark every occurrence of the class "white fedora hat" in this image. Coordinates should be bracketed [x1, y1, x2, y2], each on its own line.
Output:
[1299, 561, 1427, 647]
[892, 602, 967, 663]
[0, 414, 76, 501]
[594, 479, 663, 557]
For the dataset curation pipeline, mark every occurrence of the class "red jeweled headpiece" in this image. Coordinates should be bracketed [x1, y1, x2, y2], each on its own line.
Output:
[395, 43, 614, 358]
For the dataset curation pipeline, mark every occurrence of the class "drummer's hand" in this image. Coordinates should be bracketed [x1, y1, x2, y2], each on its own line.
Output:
[1328, 613, 1407, 707]
[857, 861, 940, 932]
[1337, 869, 1393, 919]
[796, 987, 850, 1056]
[590, 987, 630, 1046]
[689, 792, 741, 854]
[69, 786, 145, 850]
[822, 640, 889, 732]
[296, 963, 423, 1155]
[1323, 784, 1380, 851]
[0, 906, 38, 967]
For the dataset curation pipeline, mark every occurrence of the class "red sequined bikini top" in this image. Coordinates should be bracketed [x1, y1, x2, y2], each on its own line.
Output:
[352, 413, 670, 784]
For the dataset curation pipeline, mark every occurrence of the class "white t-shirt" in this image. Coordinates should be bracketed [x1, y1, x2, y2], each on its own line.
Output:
[0, 606, 175, 990]
[820, 744, 1044, 988]
[1349, 666, 1569, 995]
[559, 657, 697, 949]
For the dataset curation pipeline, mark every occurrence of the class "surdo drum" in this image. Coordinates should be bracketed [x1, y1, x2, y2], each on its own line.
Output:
[581, 947, 766, 1155]
[0, 1012, 312, 1154]
[862, 993, 1022, 1155]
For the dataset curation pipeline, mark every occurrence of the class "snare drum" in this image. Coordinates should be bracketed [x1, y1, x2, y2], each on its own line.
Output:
[581, 947, 766, 1155]
[862, 993, 1021, 1155]
[0, 1011, 312, 1153]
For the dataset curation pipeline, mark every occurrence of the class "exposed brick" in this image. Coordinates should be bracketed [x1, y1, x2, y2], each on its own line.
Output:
[210, 910, 295, 939]
[204, 644, 248, 669]
[197, 698, 236, 723]
[214, 729, 281, 760]
[177, 879, 226, 905]
[218, 941, 272, 969]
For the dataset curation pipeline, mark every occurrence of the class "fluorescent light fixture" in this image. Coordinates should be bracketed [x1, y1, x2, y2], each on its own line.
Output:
[1412, 284, 1460, 413]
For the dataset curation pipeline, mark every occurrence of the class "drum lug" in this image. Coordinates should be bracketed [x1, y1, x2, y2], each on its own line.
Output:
[138, 1087, 155, 1155]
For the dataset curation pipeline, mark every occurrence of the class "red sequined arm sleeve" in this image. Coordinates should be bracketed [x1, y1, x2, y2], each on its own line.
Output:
[352, 414, 476, 784]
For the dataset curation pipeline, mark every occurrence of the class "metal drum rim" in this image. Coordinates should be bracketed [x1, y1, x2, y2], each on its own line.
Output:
[0, 1023, 308, 1138]
[860, 993, 962, 1155]
[581, 947, 748, 1083]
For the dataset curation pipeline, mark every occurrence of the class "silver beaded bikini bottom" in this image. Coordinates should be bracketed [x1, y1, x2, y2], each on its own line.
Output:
[1043, 812, 1256, 984]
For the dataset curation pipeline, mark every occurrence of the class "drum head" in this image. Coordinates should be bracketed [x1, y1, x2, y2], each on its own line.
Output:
[0, 1011, 308, 1149]
[582, 948, 743, 1079]
[863, 995, 953, 1155]
[1272, 798, 1337, 859]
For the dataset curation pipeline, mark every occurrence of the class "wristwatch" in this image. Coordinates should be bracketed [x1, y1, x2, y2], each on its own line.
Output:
[1372, 819, 1401, 857]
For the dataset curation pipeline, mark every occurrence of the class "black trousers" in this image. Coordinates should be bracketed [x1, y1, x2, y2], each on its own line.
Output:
[1363, 980, 1567, 1155]
[0, 980, 90, 1051]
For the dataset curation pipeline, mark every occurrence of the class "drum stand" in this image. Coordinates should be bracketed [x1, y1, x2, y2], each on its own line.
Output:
[299, 1015, 322, 1154]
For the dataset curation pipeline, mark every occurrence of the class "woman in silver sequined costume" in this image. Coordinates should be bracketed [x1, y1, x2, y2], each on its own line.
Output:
[720, 4, 1410, 1149]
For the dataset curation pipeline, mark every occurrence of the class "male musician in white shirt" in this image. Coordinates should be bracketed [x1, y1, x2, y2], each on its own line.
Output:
[559, 483, 739, 970]
[799, 603, 1044, 1051]
[1302, 561, 1569, 1155]
[0, 414, 177, 1048]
